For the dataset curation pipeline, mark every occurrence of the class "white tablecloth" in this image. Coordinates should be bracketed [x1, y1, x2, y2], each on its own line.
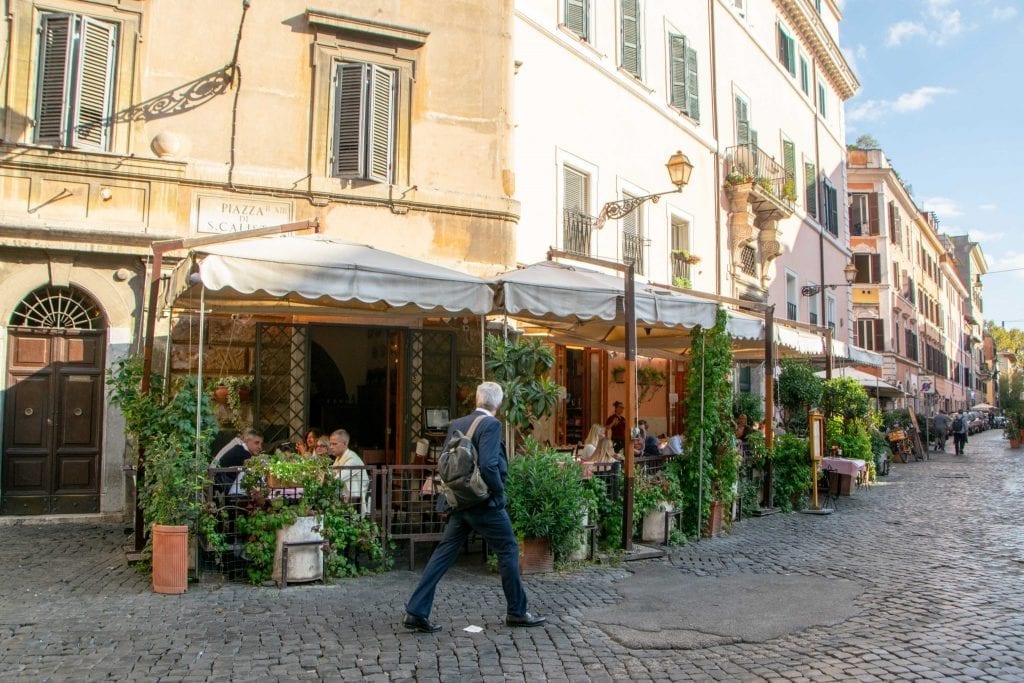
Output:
[821, 457, 867, 477]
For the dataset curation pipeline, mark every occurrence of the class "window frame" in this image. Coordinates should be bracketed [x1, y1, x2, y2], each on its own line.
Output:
[331, 61, 398, 183]
[668, 32, 700, 122]
[776, 22, 796, 77]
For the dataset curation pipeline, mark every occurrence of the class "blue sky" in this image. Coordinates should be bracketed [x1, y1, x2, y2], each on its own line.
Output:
[839, 0, 1024, 328]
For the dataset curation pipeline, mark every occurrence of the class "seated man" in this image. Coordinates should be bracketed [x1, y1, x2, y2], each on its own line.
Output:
[214, 429, 263, 495]
[637, 420, 661, 456]
[328, 429, 371, 514]
[661, 433, 684, 455]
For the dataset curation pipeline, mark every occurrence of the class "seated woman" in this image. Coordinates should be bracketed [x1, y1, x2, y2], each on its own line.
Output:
[581, 437, 619, 477]
[294, 427, 323, 455]
[311, 435, 330, 459]
[578, 424, 606, 460]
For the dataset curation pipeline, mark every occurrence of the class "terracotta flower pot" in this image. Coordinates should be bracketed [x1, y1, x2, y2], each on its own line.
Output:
[518, 537, 554, 574]
[151, 524, 189, 594]
[211, 385, 229, 404]
[703, 500, 724, 538]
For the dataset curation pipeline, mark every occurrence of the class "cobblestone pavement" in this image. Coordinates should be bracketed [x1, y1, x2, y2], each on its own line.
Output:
[2, 429, 1023, 681]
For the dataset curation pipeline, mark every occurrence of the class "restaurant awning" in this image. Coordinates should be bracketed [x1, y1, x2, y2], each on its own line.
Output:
[166, 234, 495, 317]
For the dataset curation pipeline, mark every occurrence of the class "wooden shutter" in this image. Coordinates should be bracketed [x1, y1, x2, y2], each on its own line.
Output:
[782, 140, 795, 192]
[333, 63, 367, 177]
[620, 0, 640, 78]
[873, 320, 884, 351]
[563, 166, 587, 214]
[800, 56, 809, 94]
[867, 192, 880, 235]
[367, 65, 395, 183]
[71, 17, 116, 149]
[669, 34, 686, 110]
[804, 162, 817, 218]
[826, 183, 839, 235]
[870, 254, 881, 283]
[565, 0, 588, 40]
[777, 24, 795, 75]
[735, 97, 749, 145]
[36, 14, 73, 145]
[684, 45, 699, 121]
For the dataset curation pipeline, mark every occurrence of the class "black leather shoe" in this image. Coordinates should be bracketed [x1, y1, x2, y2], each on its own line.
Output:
[403, 613, 442, 633]
[506, 612, 546, 627]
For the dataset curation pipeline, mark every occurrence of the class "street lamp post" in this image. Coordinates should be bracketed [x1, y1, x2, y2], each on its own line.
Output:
[800, 259, 858, 380]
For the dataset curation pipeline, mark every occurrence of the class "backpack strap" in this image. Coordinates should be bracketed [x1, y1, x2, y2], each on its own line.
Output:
[465, 414, 489, 439]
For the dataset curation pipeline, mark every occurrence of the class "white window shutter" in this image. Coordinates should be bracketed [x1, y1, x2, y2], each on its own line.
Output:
[333, 63, 367, 177]
[366, 65, 395, 183]
[36, 14, 73, 145]
[71, 16, 116, 149]
[563, 166, 586, 214]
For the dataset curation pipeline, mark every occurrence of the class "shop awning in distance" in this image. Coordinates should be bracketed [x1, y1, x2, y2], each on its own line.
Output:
[166, 234, 495, 317]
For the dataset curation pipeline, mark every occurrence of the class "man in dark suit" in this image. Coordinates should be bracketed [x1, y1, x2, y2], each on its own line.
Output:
[214, 429, 263, 492]
[403, 381, 545, 633]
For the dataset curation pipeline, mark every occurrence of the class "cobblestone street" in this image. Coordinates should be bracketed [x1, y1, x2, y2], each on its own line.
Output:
[2, 429, 1023, 681]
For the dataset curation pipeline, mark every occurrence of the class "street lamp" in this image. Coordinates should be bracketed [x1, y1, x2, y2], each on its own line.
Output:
[595, 151, 694, 228]
[801, 260, 858, 297]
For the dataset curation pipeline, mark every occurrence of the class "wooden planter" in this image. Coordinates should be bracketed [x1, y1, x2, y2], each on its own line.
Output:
[152, 524, 189, 594]
[519, 537, 554, 574]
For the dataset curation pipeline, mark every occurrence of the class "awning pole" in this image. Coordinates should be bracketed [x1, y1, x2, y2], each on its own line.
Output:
[622, 261, 636, 551]
[763, 305, 775, 509]
[196, 286, 206, 462]
[697, 334, 706, 538]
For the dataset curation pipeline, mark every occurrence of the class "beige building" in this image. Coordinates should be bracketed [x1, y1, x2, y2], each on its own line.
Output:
[0, 0, 517, 515]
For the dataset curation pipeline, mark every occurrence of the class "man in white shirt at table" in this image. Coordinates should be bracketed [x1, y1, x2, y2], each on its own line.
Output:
[328, 429, 371, 514]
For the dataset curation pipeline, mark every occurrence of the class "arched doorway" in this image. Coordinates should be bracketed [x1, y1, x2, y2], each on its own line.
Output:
[3, 286, 106, 514]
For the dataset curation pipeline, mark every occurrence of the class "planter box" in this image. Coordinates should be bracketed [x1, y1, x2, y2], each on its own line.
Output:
[272, 516, 324, 585]
[641, 502, 676, 543]
[703, 500, 724, 538]
[152, 524, 189, 594]
[519, 537, 554, 574]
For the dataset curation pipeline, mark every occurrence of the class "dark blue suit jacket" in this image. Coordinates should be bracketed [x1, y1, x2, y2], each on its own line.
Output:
[446, 409, 507, 510]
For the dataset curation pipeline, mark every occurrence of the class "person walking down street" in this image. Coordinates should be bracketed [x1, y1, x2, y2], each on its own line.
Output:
[403, 381, 546, 634]
[951, 411, 969, 456]
[932, 411, 951, 452]
[605, 401, 627, 452]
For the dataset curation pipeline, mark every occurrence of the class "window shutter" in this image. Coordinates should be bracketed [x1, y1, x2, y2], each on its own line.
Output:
[782, 140, 795, 191]
[867, 192, 880, 235]
[874, 320, 885, 351]
[36, 14, 73, 145]
[684, 45, 699, 121]
[735, 96, 749, 145]
[620, 0, 640, 78]
[563, 166, 587, 214]
[800, 56, 809, 94]
[565, 0, 588, 40]
[71, 16, 116, 149]
[804, 162, 817, 218]
[871, 254, 881, 283]
[826, 183, 839, 235]
[854, 254, 869, 283]
[333, 63, 367, 177]
[366, 65, 395, 183]
[669, 34, 687, 110]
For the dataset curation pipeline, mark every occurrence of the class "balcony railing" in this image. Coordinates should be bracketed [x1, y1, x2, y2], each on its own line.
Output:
[671, 255, 691, 284]
[724, 143, 793, 206]
[623, 231, 645, 275]
[787, 302, 798, 321]
[562, 209, 594, 257]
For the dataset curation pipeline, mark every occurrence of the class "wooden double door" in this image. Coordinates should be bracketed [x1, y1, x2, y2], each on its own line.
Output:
[2, 329, 105, 514]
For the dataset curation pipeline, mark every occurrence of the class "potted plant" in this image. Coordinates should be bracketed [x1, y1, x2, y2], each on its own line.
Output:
[726, 171, 753, 185]
[484, 335, 561, 452]
[108, 359, 218, 593]
[673, 276, 692, 289]
[505, 439, 589, 572]
[611, 365, 626, 383]
[633, 471, 684, 543]
[210, 375, 253, 428]
[671, 249, 701, 265]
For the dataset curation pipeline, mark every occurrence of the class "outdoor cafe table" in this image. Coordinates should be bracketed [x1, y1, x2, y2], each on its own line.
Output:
[820, 457, 867, 496]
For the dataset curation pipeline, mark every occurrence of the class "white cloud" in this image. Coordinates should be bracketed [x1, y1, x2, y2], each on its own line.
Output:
[968, 229, 1005, 242]
[887, 20, 926, 46]
[846, 86, 955, 122]
[993, 6, 1018, 20]
[922, 196, 963, 218]
[979, 203, 997, 211]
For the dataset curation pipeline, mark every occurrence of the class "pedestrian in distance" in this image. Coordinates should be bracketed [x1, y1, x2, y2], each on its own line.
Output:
[402, 381, 546, 633]
[951, 411, 968, 456]
[932, 410, 951, 452]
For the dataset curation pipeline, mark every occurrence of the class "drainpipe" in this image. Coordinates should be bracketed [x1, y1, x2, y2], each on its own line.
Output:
[708, 0, 722, 295]
[132, 219, 319, 551]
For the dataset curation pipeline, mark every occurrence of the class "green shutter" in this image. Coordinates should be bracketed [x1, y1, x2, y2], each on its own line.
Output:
[782, 140, 795, 183]
[333, 63, 367, 177]
[800, 56, 809, 94]
[620, 0, 640, 78]
[826, 183, 839, 235]
[804, 162, 817, 218]
[367, 65, 395, 183]
[684, 46, 699, 121]
[71, 16, 116, 149]
[669, 34, 686, 110]
[777, 23, 795, 76]
[565, 0, 589, 41]
[36, 14, 72, 145]
[735, 97, 749, 145]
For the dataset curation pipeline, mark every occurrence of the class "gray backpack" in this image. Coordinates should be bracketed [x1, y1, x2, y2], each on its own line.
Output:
[437, 415, 490, 509]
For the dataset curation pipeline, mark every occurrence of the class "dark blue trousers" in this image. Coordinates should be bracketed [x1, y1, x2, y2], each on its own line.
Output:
[405, 506, 528, 619]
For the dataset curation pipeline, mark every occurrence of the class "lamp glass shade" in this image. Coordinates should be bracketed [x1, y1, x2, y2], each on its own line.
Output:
[843, 261, 858, 285]
[666, 151, 694, 188]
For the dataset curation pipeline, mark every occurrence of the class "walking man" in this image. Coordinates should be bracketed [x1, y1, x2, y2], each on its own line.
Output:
[951, 411, 968, 456]
[402, 381, 546, 633]
[932, 410, 950, 452]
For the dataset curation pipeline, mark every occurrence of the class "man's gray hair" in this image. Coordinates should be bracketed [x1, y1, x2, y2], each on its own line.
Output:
[331, 429, 350, 443]
[476, 381, 504, 411]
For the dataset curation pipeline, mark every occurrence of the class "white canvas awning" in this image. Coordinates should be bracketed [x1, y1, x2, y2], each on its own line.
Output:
[166, 234, 495, 316]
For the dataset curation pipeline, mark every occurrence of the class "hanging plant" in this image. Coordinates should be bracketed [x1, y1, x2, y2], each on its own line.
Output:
[671, 249, 701, 265]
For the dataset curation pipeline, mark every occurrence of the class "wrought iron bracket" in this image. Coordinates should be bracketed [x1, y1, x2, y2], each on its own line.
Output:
[801, 283, 852, 297]
[596, 188, 681, 229]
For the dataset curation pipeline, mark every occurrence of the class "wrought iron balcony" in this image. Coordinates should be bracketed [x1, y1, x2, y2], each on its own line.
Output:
[724, 143, 793, 207]
[562, 209, 594, 257]
[622, 231, 646, 275]
[671, 255, 691, 283]
[787, 302, 798, 321]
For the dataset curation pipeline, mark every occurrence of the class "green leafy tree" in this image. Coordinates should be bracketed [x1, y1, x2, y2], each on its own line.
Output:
[821, 377, 871, 430]
[679, 308, 739, 535]
[485, 335, 561, 451]
[778, 359, 823, 434]
[988, 321, 1024, 358]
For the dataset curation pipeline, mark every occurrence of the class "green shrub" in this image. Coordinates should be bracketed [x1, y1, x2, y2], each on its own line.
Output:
[771, 434, 813, 513]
